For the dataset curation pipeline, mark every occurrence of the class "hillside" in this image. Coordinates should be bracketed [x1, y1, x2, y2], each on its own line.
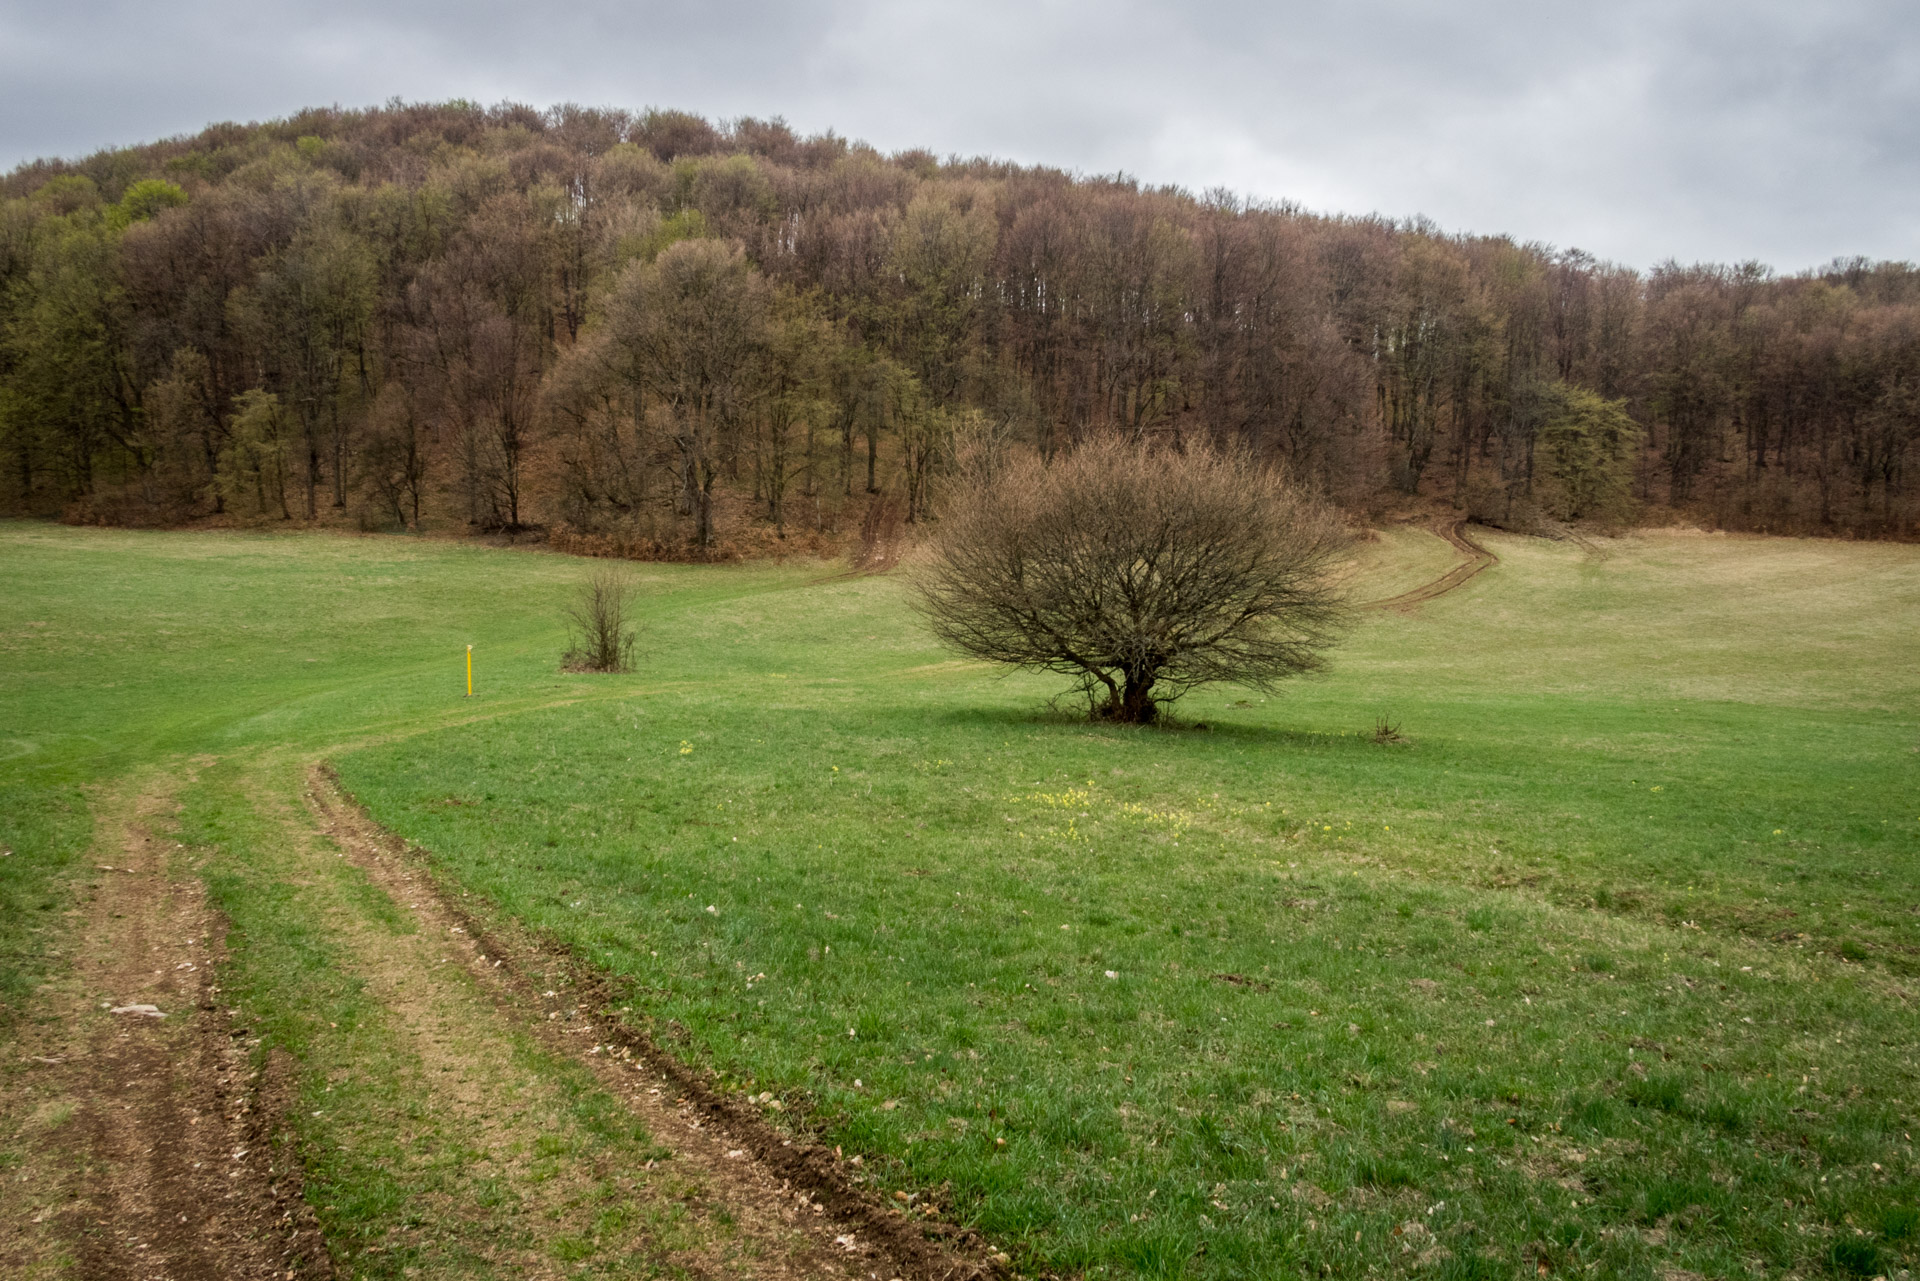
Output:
[2, 100, 1917, 544]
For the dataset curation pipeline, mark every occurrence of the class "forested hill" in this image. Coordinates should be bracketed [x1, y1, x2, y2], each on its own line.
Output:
[2, 100, 1915, 546]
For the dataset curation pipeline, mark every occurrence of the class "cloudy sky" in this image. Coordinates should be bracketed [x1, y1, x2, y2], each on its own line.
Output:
[2, 0, 1913, 271]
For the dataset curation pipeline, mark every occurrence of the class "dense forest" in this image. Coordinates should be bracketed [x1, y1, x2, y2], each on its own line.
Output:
[2, 100, 1916, 549]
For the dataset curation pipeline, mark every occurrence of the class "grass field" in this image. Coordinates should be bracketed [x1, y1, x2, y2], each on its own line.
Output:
[2, 519, 1917, 1279]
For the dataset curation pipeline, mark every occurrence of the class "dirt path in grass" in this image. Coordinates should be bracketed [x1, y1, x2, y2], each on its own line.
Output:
[301, 763, 999, 1281]
[1361, 519, 1498, 611]
[0, 769, 329, 1280]
[4, 760, 1001, 1280]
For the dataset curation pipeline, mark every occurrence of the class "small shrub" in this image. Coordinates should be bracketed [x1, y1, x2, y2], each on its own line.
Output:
[1372, 716, 1407, 745]
[562, 568, 638, 673]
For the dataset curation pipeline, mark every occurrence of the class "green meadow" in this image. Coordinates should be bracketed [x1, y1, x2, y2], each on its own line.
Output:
[2, 519, 1916, 1279]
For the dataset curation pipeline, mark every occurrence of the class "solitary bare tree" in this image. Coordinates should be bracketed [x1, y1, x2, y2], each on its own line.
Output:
[915, 436, 1351, 723]
[562, 567, 638, 673]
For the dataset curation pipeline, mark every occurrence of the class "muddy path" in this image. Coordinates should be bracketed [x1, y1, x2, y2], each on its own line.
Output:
[304, 762, 1000, 1281]
[0, 770, 329, 1280]
[1360, 519, 1498, 611]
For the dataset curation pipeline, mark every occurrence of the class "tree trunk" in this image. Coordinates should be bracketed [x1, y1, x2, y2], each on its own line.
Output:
[330, 400, 346, 508]
[304, 422, 320, 520]
[696, 467, 717, 548]
[838, 406, 854, 497]
[1119, 672, 1158, 724]
[1099, 667, 1158, 724]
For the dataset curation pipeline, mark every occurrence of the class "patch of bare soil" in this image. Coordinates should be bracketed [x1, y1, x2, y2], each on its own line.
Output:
[1361, 519, 1499, 611]
[0, 771, 329, 1280]
[306, 763, 1003, 1281]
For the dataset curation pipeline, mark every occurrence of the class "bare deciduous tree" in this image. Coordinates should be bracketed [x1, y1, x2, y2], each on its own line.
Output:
[915, 436, 1351, 724]
[562, 567, 638, 673]
[9, 103, 1920, 541]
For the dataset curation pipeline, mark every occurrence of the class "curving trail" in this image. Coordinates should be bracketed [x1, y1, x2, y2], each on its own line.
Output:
[1360, 519, 1498, 611]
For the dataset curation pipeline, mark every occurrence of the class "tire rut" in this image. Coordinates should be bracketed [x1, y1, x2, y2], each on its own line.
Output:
[305, 763, 1002, 1281]
[0, 770, 329, 1280]
[1360, 519, 1498, 611]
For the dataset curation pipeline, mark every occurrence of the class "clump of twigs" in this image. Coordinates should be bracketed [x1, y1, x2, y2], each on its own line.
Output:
[562, 567, 638, 673]
[1372, 716, 1408, 746]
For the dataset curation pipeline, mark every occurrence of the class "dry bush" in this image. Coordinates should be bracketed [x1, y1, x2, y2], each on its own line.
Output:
[562, 568, 638, 673]
[1373, 716, 1408, 745]
[915, 435, 1353, 724]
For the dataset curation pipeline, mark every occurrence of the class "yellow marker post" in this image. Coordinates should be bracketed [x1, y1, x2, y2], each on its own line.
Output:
[466, 644, 473, 698]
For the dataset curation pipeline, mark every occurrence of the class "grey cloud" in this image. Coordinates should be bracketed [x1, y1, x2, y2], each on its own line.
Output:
[1, 0, 1912, 270]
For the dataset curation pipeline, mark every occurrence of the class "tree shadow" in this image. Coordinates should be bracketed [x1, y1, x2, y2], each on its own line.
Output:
[922, 702, 1371, 753]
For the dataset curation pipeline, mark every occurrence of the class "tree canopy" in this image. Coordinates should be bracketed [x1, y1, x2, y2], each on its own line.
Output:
[915, 437, 1352, 723]
[1, 101, 1916, 544]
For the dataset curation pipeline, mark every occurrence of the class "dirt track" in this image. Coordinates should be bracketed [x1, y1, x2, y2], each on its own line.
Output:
[1, 520, 1491, 1278]
[3, 762, 1001, 1280]
[305, 763, 999, 1281]
[0, 772, 328, 1280]
[1360, 519, 1498, 611]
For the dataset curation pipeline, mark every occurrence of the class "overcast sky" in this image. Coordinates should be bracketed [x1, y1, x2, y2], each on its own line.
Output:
[2, 0, 1913, 272]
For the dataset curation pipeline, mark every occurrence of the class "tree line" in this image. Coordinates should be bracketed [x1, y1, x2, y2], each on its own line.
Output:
[2, 99, 1916, 545]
